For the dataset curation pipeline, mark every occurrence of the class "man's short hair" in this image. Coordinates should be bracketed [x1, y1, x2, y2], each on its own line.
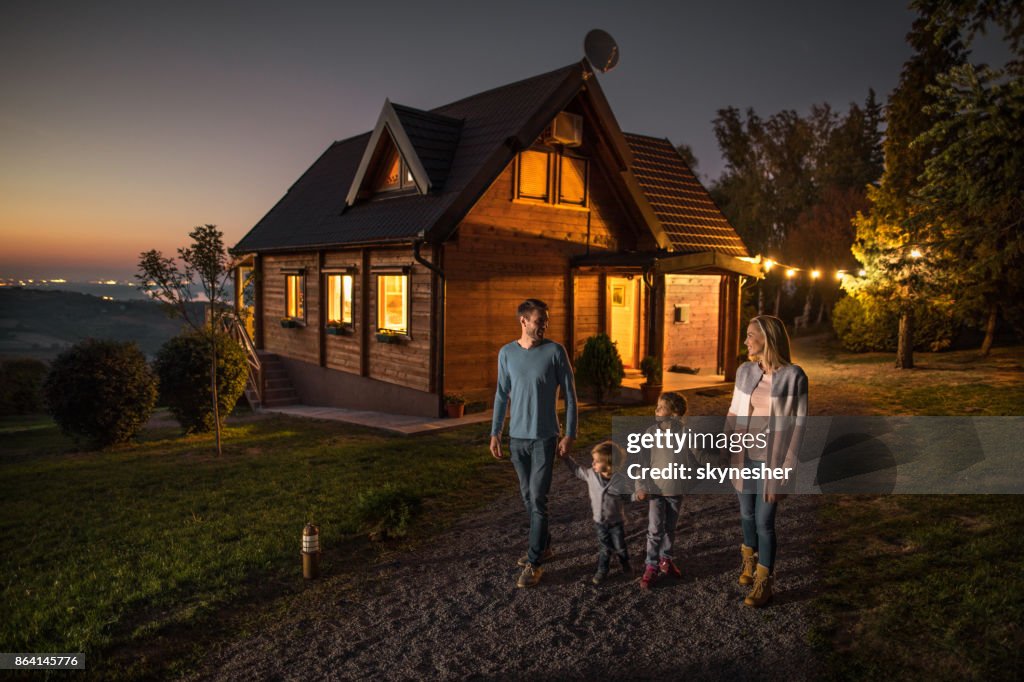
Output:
[518, 299, 549, 318]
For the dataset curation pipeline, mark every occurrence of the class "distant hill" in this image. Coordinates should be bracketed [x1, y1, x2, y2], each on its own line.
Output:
[0, 288, 207, 361]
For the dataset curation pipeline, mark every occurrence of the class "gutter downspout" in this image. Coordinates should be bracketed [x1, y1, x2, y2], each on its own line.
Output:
[414, 240, 446, 418]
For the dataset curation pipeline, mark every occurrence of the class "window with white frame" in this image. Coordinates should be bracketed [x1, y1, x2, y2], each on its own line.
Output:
[376, 274, 408, 334]
[326, 274, 353, 326]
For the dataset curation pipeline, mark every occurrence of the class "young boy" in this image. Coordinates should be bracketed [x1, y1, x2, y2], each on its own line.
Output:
[636, 392, 700, 589]
[561, 441, 634, 585]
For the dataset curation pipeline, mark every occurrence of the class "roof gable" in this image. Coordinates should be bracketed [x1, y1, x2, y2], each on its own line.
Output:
[623, 133, 750, 257]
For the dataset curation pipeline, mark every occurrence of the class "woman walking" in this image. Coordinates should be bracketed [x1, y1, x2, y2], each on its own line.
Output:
[726, 315, 807, 607]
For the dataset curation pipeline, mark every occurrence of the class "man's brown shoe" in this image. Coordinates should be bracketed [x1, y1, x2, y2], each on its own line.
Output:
[516, 547, 554, 567]
[517, 563, 544, 588]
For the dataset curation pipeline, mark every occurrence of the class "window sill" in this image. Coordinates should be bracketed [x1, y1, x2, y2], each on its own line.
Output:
[375, 331, 410, 344]
[512, 198, 590, 212]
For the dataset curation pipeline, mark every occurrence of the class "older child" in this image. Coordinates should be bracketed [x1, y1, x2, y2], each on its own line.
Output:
[636, 392, 700, 590]
[561, 441, 633, 585]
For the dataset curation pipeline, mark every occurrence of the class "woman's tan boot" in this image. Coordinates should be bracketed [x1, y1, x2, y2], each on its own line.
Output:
[738, 545, 757, 586]
[744, 564, 773, 607]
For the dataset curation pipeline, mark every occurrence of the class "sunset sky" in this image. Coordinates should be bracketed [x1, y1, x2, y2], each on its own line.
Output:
[0, 1, 1010, 281]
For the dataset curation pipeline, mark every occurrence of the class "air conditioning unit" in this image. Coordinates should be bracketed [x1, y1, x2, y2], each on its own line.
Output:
[543, 111, 583, 147]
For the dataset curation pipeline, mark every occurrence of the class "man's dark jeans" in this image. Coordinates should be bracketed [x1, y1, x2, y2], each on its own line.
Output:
[595, 521, 628, 573]
[510, 437, 556, 566]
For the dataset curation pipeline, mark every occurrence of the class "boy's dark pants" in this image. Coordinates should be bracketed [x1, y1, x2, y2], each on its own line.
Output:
[595, 521, 628, 573]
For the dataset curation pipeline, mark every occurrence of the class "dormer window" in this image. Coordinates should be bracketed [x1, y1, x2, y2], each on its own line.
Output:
[377, 149, 416, 193]
[515, 149, 588, 208]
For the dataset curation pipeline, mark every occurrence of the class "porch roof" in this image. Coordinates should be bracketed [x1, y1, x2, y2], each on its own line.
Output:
[571, 250, 762, 278]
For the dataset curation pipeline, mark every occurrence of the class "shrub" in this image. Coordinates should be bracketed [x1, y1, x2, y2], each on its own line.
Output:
[575, 333, 624, 404]
[639, 355, 662, 385]
[0, 358, 48, 416]
[155, 332, 248, 433]
[353, 486, 422, 540]
[43, 339, 157, 448]
[832, 294, 958, 352]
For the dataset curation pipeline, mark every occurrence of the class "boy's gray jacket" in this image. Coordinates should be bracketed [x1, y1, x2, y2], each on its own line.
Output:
[564, 458, 628, 524]
[638, 418, 714, 496]
[726, 361, 808, 495]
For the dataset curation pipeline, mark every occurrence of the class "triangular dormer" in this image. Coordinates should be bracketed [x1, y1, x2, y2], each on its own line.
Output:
[345, 100, 463, 206]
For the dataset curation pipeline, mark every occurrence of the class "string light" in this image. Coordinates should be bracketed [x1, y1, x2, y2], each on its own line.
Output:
[785, 268, 796, 278]
[811, 270, 821, 280]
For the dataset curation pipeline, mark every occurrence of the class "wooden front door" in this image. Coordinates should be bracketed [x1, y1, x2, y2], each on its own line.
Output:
[607, 275, 638, 368]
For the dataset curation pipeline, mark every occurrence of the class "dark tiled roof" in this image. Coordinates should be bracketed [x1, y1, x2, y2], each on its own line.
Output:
[390, 104, 462, 191]
[623, 133, 749, 257]
[235, 64, 581, 252]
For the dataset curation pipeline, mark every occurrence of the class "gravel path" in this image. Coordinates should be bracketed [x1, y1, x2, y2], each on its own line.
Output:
[191, 467, 823, 681]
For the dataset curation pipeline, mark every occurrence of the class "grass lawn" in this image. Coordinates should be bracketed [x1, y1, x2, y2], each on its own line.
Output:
[0, 405, 644, 679]
[799, 338, 1024, 679]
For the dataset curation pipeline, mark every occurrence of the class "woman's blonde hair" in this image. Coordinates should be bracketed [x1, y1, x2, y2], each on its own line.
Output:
[591, 440, 623, 473]
[750, 315, 793, 370]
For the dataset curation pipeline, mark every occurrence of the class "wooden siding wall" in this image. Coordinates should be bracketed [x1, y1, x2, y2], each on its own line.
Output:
[444, 154, 637, 403]
[572, 274, 601, 359]
[662, 274, 721, 374]
[260, 248, 435, 394]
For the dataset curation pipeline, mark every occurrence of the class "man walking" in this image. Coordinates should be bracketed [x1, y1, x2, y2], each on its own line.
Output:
[490, 299, 577, 588]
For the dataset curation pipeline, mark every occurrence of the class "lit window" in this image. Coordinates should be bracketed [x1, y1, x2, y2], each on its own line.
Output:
[559, 155, 587, 205]
[285, 274, 305, 320]
[377, 275, 408, 333]
[377, 148, 416, 193]
[326, 274, 353, 326]
[517, 150, 550, 201]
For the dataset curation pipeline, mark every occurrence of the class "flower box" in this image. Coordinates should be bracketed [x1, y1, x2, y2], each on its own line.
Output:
[326, 325, 353, 336]
[280, 318, 300, 328]
[375, 331, 404, 344]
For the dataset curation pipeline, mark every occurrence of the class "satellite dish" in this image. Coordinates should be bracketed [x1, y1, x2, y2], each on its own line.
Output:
[584, 29, 619, 73]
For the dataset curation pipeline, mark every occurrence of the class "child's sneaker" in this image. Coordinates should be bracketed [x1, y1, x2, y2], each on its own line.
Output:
[640, 564, 659, 589]
[592, 570, 608, 585]
[659, 557, 682, 579]
[619, 557, 633, 576]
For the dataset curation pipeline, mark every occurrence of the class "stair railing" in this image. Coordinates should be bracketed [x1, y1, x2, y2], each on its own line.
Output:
[223, 314, 262, 409]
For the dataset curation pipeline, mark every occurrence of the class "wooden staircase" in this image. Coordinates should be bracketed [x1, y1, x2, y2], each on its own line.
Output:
[259, 352, 300, 407]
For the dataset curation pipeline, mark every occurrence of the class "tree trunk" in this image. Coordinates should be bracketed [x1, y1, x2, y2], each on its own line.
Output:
[979, 301, 997, 357]
[773, 286, 781, 316]
[210, 315, 222, 457]
[896, 307, 914, 369]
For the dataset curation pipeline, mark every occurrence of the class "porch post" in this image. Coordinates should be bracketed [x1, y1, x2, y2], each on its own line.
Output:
[723, 274, 741, 381]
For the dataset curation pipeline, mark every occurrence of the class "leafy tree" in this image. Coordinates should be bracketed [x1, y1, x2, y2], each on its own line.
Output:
[847, 7, 967, 368]
[914, 3, 1024, 352]
[137, 224, 236, 455]
[43, 339, 157, 448]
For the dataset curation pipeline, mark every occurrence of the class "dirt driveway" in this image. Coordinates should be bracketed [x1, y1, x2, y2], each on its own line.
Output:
[191, 482, 822, 680]
[187, 337, 859, 680]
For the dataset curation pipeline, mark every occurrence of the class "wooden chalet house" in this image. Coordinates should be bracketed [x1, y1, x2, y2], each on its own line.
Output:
[232, 61, 759, 417]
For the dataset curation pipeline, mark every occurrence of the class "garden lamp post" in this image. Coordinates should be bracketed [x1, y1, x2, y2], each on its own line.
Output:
[302, 523, 320, 579]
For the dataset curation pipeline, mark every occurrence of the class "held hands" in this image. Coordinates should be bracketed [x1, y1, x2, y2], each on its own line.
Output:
[557, 435, 575, 458]
[489, 435, 504, 460]
[636, 490, 647, 501]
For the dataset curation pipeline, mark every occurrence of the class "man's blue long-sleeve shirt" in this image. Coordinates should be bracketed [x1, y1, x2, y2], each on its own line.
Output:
[490, 339, 577, 440]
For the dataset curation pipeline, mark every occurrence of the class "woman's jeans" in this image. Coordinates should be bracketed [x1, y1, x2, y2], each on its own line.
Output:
[737, 475, 778, 571]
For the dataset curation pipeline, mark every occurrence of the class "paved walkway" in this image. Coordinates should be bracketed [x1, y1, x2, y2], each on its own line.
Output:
[260, 404, 493, 435]
[261, 370, 732, 435]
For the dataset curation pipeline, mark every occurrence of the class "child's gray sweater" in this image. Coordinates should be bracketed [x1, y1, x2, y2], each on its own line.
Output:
[564, 457, 629, 524]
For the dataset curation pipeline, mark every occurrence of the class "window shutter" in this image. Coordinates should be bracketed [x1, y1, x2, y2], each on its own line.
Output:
[559, 156, 587, 205]
[518, 150, 550, 200]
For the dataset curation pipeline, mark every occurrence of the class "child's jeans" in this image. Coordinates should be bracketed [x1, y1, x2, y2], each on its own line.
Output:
[645, 495, 683, 566]
[595, 521, 628, 573]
